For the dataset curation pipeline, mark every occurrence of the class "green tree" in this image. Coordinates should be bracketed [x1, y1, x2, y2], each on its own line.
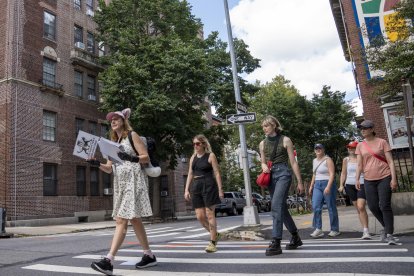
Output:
[364, 0, 414, 99]
[94, 0, 259, 167]
[239, 77, 355, 183]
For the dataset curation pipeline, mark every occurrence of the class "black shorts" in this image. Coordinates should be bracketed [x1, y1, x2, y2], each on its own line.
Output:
[191, 175, 221, 209]
[345, 184, 366, 201]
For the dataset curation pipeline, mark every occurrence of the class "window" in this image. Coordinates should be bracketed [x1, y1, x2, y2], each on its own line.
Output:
[161, 175, 168, 193]
[87, 32, 95, 54]
[74, 70, 83, 97]
[43, 11, 56, 40]
[87, 75, 96, 100]
[74, 25, 83, 44]
[76, 166, 86, 196]
[75, 118, 84, 137]
[44, 163, 57, 196]
[89, 121, 97, 135]
[101, 124, 109, 138]
[86, 0, 94, 15]
[98, 42, 105, 57]
[43, 58, 56, 88]
[74, 0, 81, 10]
[102, 172, 111, 189]
[90, 167, 99, 196]
[43, 111, 56, 141]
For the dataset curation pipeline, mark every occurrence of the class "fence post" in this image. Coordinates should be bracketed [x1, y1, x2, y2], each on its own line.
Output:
[0, 208, 13, 238]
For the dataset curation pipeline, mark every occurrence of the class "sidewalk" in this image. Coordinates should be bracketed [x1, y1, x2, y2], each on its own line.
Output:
[3, 206, 414, 238]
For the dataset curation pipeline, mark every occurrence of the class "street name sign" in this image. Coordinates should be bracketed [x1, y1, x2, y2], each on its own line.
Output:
[236, 101, 248, 113]
[226, 112, 256, 125]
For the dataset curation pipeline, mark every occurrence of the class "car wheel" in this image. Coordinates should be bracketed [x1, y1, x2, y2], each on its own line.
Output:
[230, 205, 237, 216]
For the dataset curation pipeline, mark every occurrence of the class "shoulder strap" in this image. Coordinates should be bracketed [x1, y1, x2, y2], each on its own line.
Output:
[361, 141, 388, 164]
[269, 134, 283, 161]
[313, 157, 328, 174]
[128, 131, 138, 155]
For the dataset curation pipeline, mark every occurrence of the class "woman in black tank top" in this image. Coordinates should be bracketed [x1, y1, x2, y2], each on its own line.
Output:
[184, 134, 224, 253]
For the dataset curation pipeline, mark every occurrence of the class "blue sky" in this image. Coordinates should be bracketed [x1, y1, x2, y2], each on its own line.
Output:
[186, 0, 362, 115]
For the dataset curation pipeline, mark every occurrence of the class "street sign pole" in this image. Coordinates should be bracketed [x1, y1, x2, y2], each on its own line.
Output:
[223, 0, 259, 226]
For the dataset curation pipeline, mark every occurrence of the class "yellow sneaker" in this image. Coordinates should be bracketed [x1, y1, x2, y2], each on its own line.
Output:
[205, 241, 217, 253]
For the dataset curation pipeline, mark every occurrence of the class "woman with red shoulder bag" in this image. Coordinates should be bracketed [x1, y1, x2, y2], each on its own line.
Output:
[259, 115, 304, 256]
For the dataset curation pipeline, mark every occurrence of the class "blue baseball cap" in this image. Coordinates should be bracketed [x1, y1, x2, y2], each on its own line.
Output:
[314, 143, 324, 150]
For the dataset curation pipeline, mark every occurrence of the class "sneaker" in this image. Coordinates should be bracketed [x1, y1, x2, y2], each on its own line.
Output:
[285, 234, 303, 250]
[384, 234, 398, 245]
[91, 257, 113, 275]
[310, 229, 324, 238]
[328, 231, 341, 237]
[265, 239, 282, 256]
[135, 254, 157, 269]
[205, 241, 217, 253]
[361, 232, 372, 240]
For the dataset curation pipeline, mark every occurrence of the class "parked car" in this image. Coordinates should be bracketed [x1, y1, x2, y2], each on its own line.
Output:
[251, 193, 271, 212]
[216, 192, 246, 216]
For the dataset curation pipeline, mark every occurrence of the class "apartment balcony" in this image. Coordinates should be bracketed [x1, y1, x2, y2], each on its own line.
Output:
[70, 46, 104, 72]
[39, 79, 64, 96]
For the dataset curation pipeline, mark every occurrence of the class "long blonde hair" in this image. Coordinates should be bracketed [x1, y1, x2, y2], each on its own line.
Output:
[262, 115, 283, 133]
[109, 119, 133, 142]
[193, 134, 212, 154]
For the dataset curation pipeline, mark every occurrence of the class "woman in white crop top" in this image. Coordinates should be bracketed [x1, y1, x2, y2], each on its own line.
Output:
[339, 141, 371, 239]
[308, 143, 340, 238]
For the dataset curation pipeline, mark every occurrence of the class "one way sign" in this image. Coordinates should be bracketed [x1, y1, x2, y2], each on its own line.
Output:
[226, 112, 256, 125]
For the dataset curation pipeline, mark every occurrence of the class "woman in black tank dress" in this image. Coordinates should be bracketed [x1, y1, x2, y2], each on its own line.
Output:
[184, 134, 224, 253]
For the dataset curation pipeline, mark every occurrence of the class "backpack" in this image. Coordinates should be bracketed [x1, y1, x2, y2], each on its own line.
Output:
[127, 131, 159, 167]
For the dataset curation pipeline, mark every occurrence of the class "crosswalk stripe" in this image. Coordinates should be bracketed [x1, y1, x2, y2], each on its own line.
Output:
[119, 248, 408, 254]
[144, 243, 400, 247]
[168, 239, 382, 244]
[74, 254, 414, 264]
[176, 225, 239, 239]
[22, 264, 399, 276]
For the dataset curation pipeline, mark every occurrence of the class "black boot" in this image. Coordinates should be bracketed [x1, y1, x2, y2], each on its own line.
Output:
[265, 238, 282, 256]
[285, 233, 303, 250]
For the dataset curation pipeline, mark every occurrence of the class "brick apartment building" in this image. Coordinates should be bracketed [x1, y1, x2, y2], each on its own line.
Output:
[0, 0, 201, 222]
[330, 0, 413, 149]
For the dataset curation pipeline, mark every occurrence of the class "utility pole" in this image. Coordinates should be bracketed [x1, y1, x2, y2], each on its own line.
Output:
[223, 0, 259, 225]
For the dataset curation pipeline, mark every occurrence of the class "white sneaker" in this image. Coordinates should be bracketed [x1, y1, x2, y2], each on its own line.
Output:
[361, 232, 372, 240]
[327, 231, 341, 237]
[310, 229, 324, 238]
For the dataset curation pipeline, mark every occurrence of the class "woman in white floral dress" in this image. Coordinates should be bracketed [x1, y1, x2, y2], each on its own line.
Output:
[89, 108, 157, 275]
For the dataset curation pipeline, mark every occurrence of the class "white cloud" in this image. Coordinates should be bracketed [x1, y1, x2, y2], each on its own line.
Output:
[229, 0, 357, 98]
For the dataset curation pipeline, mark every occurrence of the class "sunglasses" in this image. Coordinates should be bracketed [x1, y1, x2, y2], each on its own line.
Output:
[360, 127, 372, 130]
[193, 142, 203, 147]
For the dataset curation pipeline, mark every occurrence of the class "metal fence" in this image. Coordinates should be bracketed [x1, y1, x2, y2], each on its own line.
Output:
[393, 148, 413, 192]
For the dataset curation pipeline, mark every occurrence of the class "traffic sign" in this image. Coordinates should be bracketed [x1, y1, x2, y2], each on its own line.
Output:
[226, 112, 256, 125]
[236, 101, 248, 113]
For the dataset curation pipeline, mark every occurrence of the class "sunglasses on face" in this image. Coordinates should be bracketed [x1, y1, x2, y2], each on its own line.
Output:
[193, 142, 203, 147]
[360, 127, 372, 130]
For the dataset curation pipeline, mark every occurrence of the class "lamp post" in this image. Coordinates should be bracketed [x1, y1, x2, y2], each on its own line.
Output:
[223, 0, 259, 225]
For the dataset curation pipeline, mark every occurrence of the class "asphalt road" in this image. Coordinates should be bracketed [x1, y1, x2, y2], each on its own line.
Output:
[0, 212, 413, 276]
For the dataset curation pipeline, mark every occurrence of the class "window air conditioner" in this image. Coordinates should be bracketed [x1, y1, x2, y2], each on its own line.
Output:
[103, 188, 113, 195]
[160, 191, 168, 197]
[75, 42, 85, 49]
[86, 9, 94, 17]
[88, 94, 96, 101]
